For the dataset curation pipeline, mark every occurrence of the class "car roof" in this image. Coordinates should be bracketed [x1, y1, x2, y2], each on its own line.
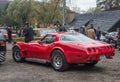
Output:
[48, 32, 78, 35]
[48, 32, 65, 35]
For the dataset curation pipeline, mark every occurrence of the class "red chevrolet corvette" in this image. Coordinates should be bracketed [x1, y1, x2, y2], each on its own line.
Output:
[12, 32, 115, 71]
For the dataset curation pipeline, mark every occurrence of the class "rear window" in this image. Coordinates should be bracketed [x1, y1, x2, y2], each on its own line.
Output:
[60, 33, 95, 42]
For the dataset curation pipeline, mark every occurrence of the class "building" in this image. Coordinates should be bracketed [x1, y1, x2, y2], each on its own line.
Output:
[68, 10, 120, 32]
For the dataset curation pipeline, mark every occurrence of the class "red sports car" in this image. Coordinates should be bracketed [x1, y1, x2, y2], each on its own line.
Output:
[12, 32, 115, 71]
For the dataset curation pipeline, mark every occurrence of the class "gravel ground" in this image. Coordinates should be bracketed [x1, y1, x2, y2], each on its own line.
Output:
[0, 43, 120, 82]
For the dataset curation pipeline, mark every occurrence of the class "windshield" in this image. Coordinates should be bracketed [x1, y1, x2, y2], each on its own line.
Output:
[60, 33, 95, 42]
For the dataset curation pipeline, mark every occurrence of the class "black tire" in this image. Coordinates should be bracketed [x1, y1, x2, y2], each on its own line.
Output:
[84, 61, 98, 66]
[12, 47, 24, 62]
[51, 50, 69, 72]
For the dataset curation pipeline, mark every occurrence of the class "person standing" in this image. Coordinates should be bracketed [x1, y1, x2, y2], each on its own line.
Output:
[18, 27, 24, 37]
[68, 27, 75, 32]
[23, 22, 34, 42]
[86, 26, 96, 40]
[96, 26, 101, 40]
[80, 25, 86, 35]
[58, 24, 67, 32]
[7, 27, 12, 43]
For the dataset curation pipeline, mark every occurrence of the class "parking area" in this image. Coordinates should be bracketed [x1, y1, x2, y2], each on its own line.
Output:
[0, 43, 120, 82]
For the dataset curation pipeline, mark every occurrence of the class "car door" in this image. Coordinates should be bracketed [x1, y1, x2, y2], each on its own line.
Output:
[29, 34, 56, 60]
[21, 42, 35, 58]
[25, 42, 40, 58]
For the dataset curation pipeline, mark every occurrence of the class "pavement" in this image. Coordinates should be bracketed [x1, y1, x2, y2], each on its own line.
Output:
[1, 42, 120, 82]
[6, 42, 13, 51]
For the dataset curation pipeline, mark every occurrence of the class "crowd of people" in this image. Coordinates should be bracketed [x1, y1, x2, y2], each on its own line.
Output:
[55, 24, 102, 40]
[1, 22, 120, 51]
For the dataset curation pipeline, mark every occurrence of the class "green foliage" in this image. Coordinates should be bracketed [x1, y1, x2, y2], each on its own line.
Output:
[0, 8, 4, 17]
[6, 0, 63, 27]
[7, 0, 34, 25]
[33, 0, 62, 25]
[0, 7, 15, 26]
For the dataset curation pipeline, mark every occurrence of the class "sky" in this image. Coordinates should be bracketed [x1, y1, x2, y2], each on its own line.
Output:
[37, 0, 96, 11]
[8, 0, 96, 11]
[66, 0, 96, 11]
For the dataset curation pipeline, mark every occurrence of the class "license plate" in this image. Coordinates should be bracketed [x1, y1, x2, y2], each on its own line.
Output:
[100, 55, 106, 61]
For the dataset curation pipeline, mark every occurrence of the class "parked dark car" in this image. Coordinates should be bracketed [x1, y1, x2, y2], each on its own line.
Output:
[105, 32, 118, 48]
[0, 32, 6, 63]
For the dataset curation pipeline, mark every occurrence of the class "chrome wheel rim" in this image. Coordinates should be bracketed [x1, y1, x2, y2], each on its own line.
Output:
[53, 54, 62, 68]
[14, 49, 21, 61]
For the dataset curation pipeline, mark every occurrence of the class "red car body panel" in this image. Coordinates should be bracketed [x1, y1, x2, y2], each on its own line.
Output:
[13, 32, 115, 64]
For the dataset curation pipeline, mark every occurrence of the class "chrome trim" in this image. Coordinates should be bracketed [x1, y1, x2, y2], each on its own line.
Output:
[25, 58, 50, 64]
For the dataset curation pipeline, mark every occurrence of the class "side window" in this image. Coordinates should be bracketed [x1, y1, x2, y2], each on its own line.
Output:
[41, 34, 55, 44]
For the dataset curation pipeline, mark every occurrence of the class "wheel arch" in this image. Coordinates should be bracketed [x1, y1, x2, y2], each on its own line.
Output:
[50, 47, 70, 63]
[12, 44, 25, 58]
[13, 44, 21, 50]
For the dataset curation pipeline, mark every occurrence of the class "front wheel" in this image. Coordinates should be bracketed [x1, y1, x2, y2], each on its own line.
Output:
[51, 50, 69, 72]
[12, 47, 24, 62]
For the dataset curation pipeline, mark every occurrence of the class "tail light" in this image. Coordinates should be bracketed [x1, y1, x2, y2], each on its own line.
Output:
[110, 46, 114, 50]
[87, 48, 91, 52]
[107, 46, 109, 49]
[107, 46, 113, 51]
[0, 41, 6, 46]
[87, 48, 96, 53]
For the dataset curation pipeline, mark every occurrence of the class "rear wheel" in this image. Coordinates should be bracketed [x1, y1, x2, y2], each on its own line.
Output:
[12, 47, 24, 62]
[51, 50, 69, 72]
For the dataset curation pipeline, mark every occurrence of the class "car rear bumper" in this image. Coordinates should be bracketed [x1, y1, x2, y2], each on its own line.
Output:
[66, 52, 114, 64]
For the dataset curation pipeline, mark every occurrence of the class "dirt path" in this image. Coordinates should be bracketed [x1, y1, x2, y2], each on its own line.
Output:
[0, 43, 120, 82]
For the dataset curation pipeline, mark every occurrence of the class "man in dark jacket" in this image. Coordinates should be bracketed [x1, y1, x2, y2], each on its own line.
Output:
[23, 22, 34, 42]
[58, 24, 67, 32]
[96, 26, 101, 40]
